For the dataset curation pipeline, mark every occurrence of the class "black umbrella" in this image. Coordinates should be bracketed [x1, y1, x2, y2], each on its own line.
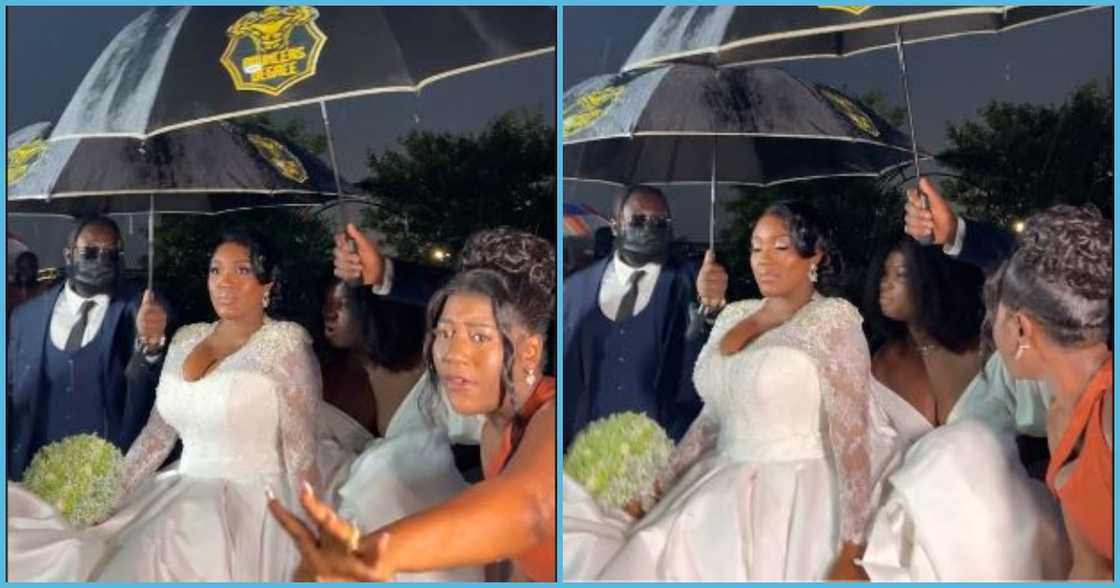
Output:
[563, 65, 928, 247]
[623, 6, 1101, 70]
[7, 119, 359, 287]
[52, 6, 556, 140]
[47, 6, 554, 225]
[622, 5, 1105, 243]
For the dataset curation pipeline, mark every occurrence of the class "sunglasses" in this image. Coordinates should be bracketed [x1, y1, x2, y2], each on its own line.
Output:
[72, 246, 122, 262]
[625, 214, 672, 230]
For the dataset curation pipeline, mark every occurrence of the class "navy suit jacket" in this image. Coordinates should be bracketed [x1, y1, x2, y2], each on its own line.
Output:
[563, 256, 708, 448]
[7, 282, 163, 480]
[957, 220, 1016, 273]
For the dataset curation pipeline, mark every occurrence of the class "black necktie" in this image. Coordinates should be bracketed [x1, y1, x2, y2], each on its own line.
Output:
[616, 270, 646, 323]
[65, 300, 97, 352]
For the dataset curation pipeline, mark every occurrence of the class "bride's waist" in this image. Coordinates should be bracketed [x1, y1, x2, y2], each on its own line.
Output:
[717, 432, 825, 462]
[178, 449, 283, 478]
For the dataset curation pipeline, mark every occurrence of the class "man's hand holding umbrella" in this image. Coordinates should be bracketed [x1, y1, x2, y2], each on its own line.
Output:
[904, 177, 959, 246]
[136, 290, 168, 354]
[334, 224, 385, 288]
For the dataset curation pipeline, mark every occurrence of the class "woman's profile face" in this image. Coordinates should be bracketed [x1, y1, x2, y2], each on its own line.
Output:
[433, 292, 505, 416]
[323, 282, 361, 350]
[208, 241, 269, 322]
[878, 250, 916, 323]
[750, 214, 817, 298]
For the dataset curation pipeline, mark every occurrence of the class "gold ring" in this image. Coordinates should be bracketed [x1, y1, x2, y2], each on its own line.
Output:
[345, 519, 361, 553]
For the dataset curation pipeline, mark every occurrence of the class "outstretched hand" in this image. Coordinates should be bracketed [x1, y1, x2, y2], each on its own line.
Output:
[267, 483, 394, 582]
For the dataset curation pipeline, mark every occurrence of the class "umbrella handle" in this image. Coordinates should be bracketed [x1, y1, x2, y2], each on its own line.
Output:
[894, 24, 933, 246]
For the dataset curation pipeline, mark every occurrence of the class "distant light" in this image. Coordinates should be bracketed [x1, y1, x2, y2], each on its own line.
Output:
[430, 247, 450, 263]
[1012, 220, 1026, 233]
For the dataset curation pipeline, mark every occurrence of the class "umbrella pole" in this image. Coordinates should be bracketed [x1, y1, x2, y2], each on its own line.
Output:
[709, 137, 716, 252]
[319, 101, 348, 226]
[894, 24, 932, 245]
[148, 194, 154, 292]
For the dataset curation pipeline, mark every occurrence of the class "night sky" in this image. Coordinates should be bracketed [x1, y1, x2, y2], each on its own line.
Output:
[563, 6, 1113, 239]
[6, 6, 556, 265]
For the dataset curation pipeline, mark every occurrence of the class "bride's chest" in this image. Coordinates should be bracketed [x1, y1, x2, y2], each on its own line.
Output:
[157, 365, 283, 437]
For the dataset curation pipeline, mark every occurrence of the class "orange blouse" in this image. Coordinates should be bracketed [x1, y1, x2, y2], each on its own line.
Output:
[1046, 356, 1113, 562]
[484, 376, 556, 582]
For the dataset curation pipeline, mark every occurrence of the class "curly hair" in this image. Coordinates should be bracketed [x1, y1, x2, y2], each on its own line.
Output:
[420, 228, 556, 423]
[863, 236, 985, 353]
[457, 226, 556, 334]
[759, 200, 846, 295]
[215, 227, 281, 316]
[984, 204, 1112, 348]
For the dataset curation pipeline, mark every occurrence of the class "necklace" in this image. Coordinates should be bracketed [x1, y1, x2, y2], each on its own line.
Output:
[911, 332, 940, 357]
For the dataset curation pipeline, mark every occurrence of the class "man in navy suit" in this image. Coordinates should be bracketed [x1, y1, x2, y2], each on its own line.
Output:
[8, 216, 168, 480]
[563, 185, 728, 448]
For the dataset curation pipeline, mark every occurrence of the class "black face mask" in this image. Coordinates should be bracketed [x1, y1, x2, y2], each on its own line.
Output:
[66, 249, 120, 297]
[616, 223, 672, 267]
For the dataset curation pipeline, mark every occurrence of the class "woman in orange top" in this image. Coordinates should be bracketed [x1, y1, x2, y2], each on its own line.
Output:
[987, 205, 1112, 580]
[271, 228, 557, 582]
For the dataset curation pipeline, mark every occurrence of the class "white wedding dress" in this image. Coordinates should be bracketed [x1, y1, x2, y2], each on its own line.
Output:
[598, 296, 886, 581]
[862, 372, 1071, 580]
[7, 320, 320, 582]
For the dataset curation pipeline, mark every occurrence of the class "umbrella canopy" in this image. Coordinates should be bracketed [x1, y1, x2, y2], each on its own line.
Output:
[563, 65, 926, 186]
[7, 120, 358, 217]
[563, 202, 611, 237]
[51, 6, 556, 140]
[623, 6, 1103, 70]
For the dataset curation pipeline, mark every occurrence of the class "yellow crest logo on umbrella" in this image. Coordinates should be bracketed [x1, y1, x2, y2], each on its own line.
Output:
[564, 85, 624, 137]
[221, 6, 327, 96]
[7, 139, 48, 186]
[818, 6, 872, 16]
[248, 133, 309, 184]
[818, 86, 880, 138]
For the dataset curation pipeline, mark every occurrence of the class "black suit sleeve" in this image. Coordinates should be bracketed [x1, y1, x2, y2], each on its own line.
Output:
[383, 259, 453, 307]
[957, 219, 1016, 273]
[669, 262, 708, 441]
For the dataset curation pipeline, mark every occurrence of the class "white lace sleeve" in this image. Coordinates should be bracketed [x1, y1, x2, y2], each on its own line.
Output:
[276, 338, 321, 493]
[817, 303, 874, 544]
[652, 301, 756, 495]
[120, 406, 178, 497]
[117, 324, 213, 497]
[653, 407, 717, 495]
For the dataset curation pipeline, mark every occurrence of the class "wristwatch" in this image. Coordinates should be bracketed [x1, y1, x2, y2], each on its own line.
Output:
[137, 335, 167, 358]
[701, 299, 727, 324]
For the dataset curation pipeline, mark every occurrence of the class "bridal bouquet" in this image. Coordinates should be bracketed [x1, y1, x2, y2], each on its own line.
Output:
[564, 412, 674, 514]
[23, 434, 125, 527]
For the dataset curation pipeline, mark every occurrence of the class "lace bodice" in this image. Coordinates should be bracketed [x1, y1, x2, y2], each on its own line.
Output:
[665, 296, 874, 544]
[121, 320, 321, 497]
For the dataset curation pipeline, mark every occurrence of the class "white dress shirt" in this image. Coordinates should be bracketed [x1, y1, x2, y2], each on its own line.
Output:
[942, 217, 969, 257]
[370, 257, 396, 296]
[598, 253, 663, 321]
[49, 284, 110, 351]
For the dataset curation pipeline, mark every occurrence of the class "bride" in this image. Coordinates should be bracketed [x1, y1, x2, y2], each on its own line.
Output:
[8, 228, 319, 582]
[597, 201, 887, 581]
